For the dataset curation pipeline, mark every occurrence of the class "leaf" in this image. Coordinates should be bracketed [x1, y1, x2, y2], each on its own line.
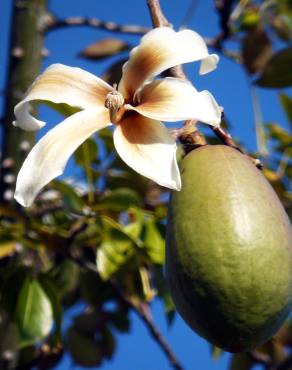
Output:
[0, 241, 17, 259]
[43, 101, 80, 117]
[266, 123, 292, 146]
[15, 277, 53, 344]
[67, 327, 103, 367]
[102, 58, 127, 86]
[97, 188, 142, 211]
[256, 47, 292, 88]
[142, 219, 165, 264]
[272, 13, 292, 41]
[74, 138, 98, 166]
[242, 27, 272, 74]
[101, 328, 116, 359]
[38, 275, 63, 336]
[52, 180, 85, 212]
[50, 259, 80, 297]
[152, 265, 175, 325]
[79, 38, 130, 60]
[211, 345, 222, 360]
[108, 311, 130, 333]
[96, 229, 135, 280]
[279, 93, 292, 127]
[229, 353, 254, 370]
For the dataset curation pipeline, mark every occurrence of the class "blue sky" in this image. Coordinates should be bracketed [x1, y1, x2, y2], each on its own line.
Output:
[0, 0, 288, 369]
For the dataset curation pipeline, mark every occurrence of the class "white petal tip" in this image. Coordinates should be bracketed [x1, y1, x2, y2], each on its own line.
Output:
[14, 192, 31, 207]
[199, 54, 219, 75]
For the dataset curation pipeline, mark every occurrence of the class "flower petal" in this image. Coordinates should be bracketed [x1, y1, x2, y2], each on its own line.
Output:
[113, 113, 181, 190]
[14, 64, 112, 131]
[15, 108, 110, 207]
[119, 27, 218, 99]
[125, 77, 221, 126]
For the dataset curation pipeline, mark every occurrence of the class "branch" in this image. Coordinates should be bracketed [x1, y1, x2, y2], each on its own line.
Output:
[66, 248, 184, 370]
[112, 283, 184, 370]
[45, 14, 150, 35]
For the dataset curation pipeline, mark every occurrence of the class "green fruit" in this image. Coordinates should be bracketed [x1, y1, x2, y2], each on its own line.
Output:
[166, 145, 292, 352]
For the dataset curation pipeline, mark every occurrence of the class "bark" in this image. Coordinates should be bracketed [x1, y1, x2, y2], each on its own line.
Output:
[0, 0, 47, 204]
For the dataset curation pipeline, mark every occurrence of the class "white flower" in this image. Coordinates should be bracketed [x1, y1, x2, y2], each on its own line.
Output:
[13, 27, 221, 207]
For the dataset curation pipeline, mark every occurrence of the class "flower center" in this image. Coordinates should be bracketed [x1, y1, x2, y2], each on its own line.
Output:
[105, 87, 125, 124]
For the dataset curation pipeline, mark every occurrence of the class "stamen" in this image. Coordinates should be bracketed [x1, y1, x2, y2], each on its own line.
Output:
[105, 88, 124, 124]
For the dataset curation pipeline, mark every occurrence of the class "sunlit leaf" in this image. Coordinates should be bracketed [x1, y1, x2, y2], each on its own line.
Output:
[0, 241, 17, 259]
[96, 221, 135, 280]
[279, 93, 292, 127]
[142, 219, 165, 264]
[15, 277, 53, 344]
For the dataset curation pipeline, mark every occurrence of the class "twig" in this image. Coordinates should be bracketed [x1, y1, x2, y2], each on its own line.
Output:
[147, 0, 262, 169]
[147, 0, 171, 28]
[66, 248, 184, 370]
[45, 14, 150, 35]
[112, 282, 184, 370]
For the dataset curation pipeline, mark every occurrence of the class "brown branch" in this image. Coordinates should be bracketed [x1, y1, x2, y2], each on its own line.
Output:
[112, 282, 184, 370]
[65, 248, 184, 370]
[45, 14, 150, 35]
[147, 0, 262, 169]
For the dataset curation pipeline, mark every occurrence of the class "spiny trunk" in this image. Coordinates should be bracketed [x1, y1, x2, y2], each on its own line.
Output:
[0, 0, 47, 204]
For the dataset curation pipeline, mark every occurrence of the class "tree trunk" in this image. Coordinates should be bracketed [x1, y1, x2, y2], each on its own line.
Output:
[0, 0, 47, 204]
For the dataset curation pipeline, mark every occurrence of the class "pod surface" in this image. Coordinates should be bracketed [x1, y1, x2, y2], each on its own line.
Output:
[166, 145, 292, 352]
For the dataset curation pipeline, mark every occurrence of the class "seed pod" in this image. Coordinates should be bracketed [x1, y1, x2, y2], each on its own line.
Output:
[166, 145, 292, 352]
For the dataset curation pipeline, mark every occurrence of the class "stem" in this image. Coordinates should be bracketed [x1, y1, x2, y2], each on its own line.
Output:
[46, 15, 150, 35]
[82, 143, 94, 204]
[0, 0, 47, 204]
[249, 83, 268, 156]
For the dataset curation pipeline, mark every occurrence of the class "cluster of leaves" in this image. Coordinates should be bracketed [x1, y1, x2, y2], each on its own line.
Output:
[0, 0, 291, 369]
[0, 126, 175, 369]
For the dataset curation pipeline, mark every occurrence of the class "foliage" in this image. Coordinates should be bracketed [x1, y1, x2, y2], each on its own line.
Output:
[0, 0, 291, 369]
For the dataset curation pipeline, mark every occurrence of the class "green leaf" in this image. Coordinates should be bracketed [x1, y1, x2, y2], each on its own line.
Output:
[97, 237, 134, 281]
[52, 180, 85, 212]
[142, 220, 165, 264]
[256, 47, 292, 88]
[38, 275, 63, 336]
[211, 345, 223, 359]
[74, 138, 98, 166]
[68, 327, 103, 367]
[152, 265, 175, 325]
[279, 93, 292, 127]
[50, 259, 80, 297]
[15, 277, 53, 344]
[39, 101, 80, 117]
[98, 188, 142, 211]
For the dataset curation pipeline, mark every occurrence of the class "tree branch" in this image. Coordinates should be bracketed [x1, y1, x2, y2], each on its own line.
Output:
[112, 283, 184, 370]
[66, 248, 184, 370]
[45, 14, 150, 35]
